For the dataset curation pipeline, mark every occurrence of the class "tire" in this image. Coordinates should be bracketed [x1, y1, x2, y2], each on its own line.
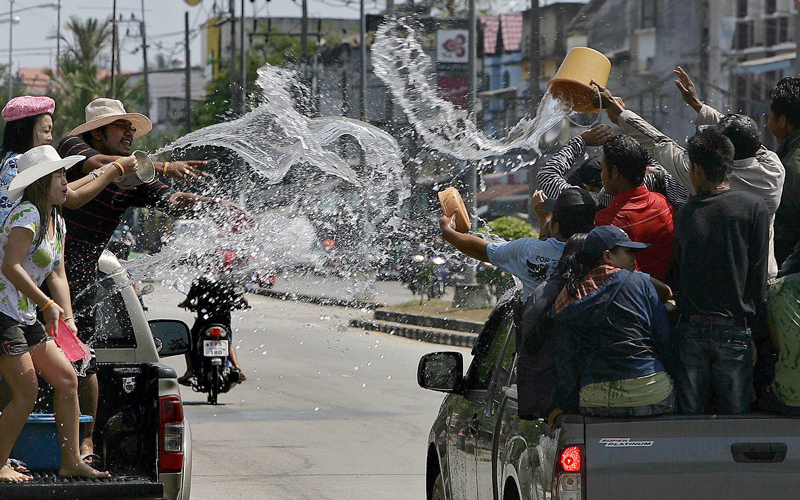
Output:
[207, 364, 220, 405]
[431, 472, 445, 500]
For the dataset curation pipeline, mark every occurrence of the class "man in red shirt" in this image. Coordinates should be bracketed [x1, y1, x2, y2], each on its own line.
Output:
[595, 134, 675, 281]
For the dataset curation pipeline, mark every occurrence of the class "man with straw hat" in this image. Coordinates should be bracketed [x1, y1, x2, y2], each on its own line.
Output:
[54, 98, 249, 463]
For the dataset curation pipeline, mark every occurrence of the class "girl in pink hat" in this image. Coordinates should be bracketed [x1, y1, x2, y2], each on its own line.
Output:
[0, 96, 137, 225]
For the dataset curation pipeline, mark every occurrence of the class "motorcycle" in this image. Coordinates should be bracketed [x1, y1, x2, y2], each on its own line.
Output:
[175, 274, 249, 405]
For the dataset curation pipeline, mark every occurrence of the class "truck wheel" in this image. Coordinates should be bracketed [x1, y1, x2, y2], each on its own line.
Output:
[207, 365, 220, 405]
[431, 472, 444, 500]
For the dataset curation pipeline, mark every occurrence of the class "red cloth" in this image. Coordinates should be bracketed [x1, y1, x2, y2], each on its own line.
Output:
[555, 264, 620, 314]
[595, 186, 675, 281]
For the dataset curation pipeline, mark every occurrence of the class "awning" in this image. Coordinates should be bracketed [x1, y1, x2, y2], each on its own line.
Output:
[732, 52, 795, 74]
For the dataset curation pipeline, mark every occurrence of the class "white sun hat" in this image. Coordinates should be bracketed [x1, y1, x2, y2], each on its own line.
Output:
[7, 145, 84, 202]
[68, 98, 152, 140]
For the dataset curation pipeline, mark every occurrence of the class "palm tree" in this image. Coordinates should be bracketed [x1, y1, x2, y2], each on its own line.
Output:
[60, 16, 113, 68]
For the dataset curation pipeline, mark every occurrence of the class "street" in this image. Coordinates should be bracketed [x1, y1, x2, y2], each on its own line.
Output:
[146, 284, 472, 500]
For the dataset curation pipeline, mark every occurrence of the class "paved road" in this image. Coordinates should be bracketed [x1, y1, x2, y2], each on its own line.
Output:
[146, 286, 472, 500]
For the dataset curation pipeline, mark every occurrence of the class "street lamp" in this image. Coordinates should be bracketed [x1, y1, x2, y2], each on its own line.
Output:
[0, 1, 60, 100]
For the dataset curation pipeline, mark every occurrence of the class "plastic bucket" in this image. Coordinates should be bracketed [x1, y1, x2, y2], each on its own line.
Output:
[438, 187, 471, 233]
[117, 150, 156, 187]
[547, 47, 611, 113]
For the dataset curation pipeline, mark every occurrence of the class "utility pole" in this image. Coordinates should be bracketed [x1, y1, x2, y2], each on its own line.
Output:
[111, 0, 117, 97]
[466, 0, 477, 230]
[385, 0, 394, 126]
[55, 0, 61, 75]
[301, 0, 308, 63]
[185, 11, 192, 132]
[140, 0, 150, 117]
[229, 0, 237, 112]
[6, 0, 12, 102]
[360, 0, 367, 121]
[528, 1, 540, 113]
[240, 0, 246, 114]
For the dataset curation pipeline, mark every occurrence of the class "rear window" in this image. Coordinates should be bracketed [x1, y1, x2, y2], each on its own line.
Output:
[91, 274, 136, 349]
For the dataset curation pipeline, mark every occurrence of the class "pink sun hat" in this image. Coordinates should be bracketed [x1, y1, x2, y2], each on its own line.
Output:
[2, 96, 56, 122]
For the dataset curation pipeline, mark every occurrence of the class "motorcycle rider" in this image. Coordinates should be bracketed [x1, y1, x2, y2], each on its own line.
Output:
[177, 272, 248, 385]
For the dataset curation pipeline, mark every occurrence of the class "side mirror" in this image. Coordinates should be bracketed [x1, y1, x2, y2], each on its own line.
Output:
[149, 319, 191, 357]
[418, 352, 464, 393]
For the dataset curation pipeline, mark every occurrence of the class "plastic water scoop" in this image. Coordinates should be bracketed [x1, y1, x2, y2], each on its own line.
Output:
[547, 47, 611, 114]
[51, 318, 91, 364]
[438, 187, 471, 233]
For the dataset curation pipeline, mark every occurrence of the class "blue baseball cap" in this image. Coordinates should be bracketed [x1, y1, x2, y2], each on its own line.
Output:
[582, 225, 650, 258]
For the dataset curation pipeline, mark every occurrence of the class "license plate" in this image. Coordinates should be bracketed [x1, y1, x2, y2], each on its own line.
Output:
[203, 340, 229, 357]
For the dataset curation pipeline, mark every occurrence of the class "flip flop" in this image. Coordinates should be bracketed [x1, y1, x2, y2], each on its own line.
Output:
[7, 459, 29, 474]
[177, 375, 193, 386]
[81, 453, 102, 468]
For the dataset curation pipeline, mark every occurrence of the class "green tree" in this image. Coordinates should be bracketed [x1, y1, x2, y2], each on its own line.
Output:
[476, 216, 536, 301]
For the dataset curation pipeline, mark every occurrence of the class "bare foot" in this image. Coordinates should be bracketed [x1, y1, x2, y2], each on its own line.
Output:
[59, 461, 111, 479]
[0, 464, 33, 483]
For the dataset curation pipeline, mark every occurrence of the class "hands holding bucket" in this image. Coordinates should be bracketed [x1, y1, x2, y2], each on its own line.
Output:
[590, 80, 626, 124]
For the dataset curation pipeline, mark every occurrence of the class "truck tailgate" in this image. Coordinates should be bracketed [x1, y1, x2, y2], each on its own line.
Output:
[583, 414, 800, 499]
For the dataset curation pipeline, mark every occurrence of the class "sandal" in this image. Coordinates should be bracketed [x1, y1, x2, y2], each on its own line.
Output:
[81, 453, 102, 469]
[7, 459, 29, 474]
[177, 374, 193, 386]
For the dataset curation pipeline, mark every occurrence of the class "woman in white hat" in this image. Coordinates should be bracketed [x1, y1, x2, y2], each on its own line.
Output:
[0, 145, 110, 482]
[0, 95, 137, 225]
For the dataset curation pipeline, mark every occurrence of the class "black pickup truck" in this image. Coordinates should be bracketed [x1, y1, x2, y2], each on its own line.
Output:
[0, 252, 194, 500]
[419, 290, 800, 500]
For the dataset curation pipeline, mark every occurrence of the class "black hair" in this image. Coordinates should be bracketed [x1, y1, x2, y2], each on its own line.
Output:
[602, 134, 647, 186]
[769, 77, 800, 129]
[554, 205, 596, 239]
[560, 233, 606, 299]
[567, 157, 603, 189]
[687, 130, 734, 183]
[22, 171, 64, 251]
[716, 114, 761, 160]
[553, 233, 588, 281]
[0, 113, 50, 157]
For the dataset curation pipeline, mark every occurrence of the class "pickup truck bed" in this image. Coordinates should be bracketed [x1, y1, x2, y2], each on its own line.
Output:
[0, 474, 163, 500]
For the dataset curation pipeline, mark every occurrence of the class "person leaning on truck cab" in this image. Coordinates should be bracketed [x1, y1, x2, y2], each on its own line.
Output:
[551, 225, 676, 418]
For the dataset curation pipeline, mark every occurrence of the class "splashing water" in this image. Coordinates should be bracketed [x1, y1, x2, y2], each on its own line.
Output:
[372, 18, 572, 159]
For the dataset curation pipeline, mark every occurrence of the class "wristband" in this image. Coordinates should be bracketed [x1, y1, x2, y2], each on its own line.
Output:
[90, 170, 100, 179]
[442, 227, 453, 233]
[163, 162, 170, 175]
[40, 298, 55, 311]
[63, 316, 73, 321]
[112, 161, 125, 176]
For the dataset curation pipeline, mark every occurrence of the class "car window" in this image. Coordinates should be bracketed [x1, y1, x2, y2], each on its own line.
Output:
[465, 311, 515, 391]
[92, 276, 136, 349]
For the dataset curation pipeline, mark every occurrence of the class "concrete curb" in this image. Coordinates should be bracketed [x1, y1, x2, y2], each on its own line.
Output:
[349, 319, 477, 348]
[252, 287, 386, 310]
[374, 310, 484, 334]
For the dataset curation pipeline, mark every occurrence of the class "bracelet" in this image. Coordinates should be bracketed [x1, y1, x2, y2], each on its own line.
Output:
[90, 170, 100, 179]
[112, 161, 125, 176]
[443, 227, 453, 233]
[163, 162, 170, 175]
[63, 316, 73, 321]
[40, 298, 55, 311]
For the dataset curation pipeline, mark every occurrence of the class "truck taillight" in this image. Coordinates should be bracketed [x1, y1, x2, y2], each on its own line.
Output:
[159, 395, 184, 473]
[207, 327, 225, 339]
[553, 445, 584, 500]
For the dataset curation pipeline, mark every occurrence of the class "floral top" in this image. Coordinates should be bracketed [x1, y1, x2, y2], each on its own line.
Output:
[0, 202, 64, 324]
[0, 151, 20, 225]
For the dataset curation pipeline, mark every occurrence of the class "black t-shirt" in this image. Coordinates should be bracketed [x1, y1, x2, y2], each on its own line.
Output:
[56, 136, 175, 292]
[673, 188, 769, 319]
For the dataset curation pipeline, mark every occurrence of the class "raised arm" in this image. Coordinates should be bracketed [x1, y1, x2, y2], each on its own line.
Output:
[439, 210, 490, 262]
[64, 156, 137, 209]
[536, 126, 612, 199]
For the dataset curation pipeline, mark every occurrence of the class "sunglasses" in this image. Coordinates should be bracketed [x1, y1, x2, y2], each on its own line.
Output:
[108, 121, 137, 134]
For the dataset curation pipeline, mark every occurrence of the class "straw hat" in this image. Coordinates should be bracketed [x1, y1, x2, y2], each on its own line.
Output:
[69, 98, 152, 139]
[7, 145, 84, 202]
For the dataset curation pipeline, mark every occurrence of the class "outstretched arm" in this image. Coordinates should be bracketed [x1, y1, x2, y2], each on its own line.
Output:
[439, 210, 490, 262]
[64, 156, 137, 209]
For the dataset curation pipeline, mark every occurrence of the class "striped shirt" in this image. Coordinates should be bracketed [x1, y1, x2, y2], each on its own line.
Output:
[595, 186, 675, 281]
[56, 136, 174, 292]
[536, 135, 689, 210]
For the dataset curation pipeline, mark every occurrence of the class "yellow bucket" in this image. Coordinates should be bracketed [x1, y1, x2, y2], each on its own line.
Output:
[547, 47, 611, 113]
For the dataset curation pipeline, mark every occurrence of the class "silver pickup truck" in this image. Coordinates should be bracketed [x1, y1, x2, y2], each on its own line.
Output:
[418, 291, 800, 500]
[0, 252, 194, 500]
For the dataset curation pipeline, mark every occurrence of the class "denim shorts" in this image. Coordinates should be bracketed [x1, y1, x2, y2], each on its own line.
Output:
[0, 314, 49, 358]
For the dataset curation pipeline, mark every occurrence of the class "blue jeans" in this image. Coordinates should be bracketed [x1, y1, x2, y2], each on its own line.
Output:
[580, 391, 676, 418]
[674, 321, 753, 414]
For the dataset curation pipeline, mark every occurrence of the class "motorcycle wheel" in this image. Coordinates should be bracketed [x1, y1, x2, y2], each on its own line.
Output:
[207, 364, 220, 405]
